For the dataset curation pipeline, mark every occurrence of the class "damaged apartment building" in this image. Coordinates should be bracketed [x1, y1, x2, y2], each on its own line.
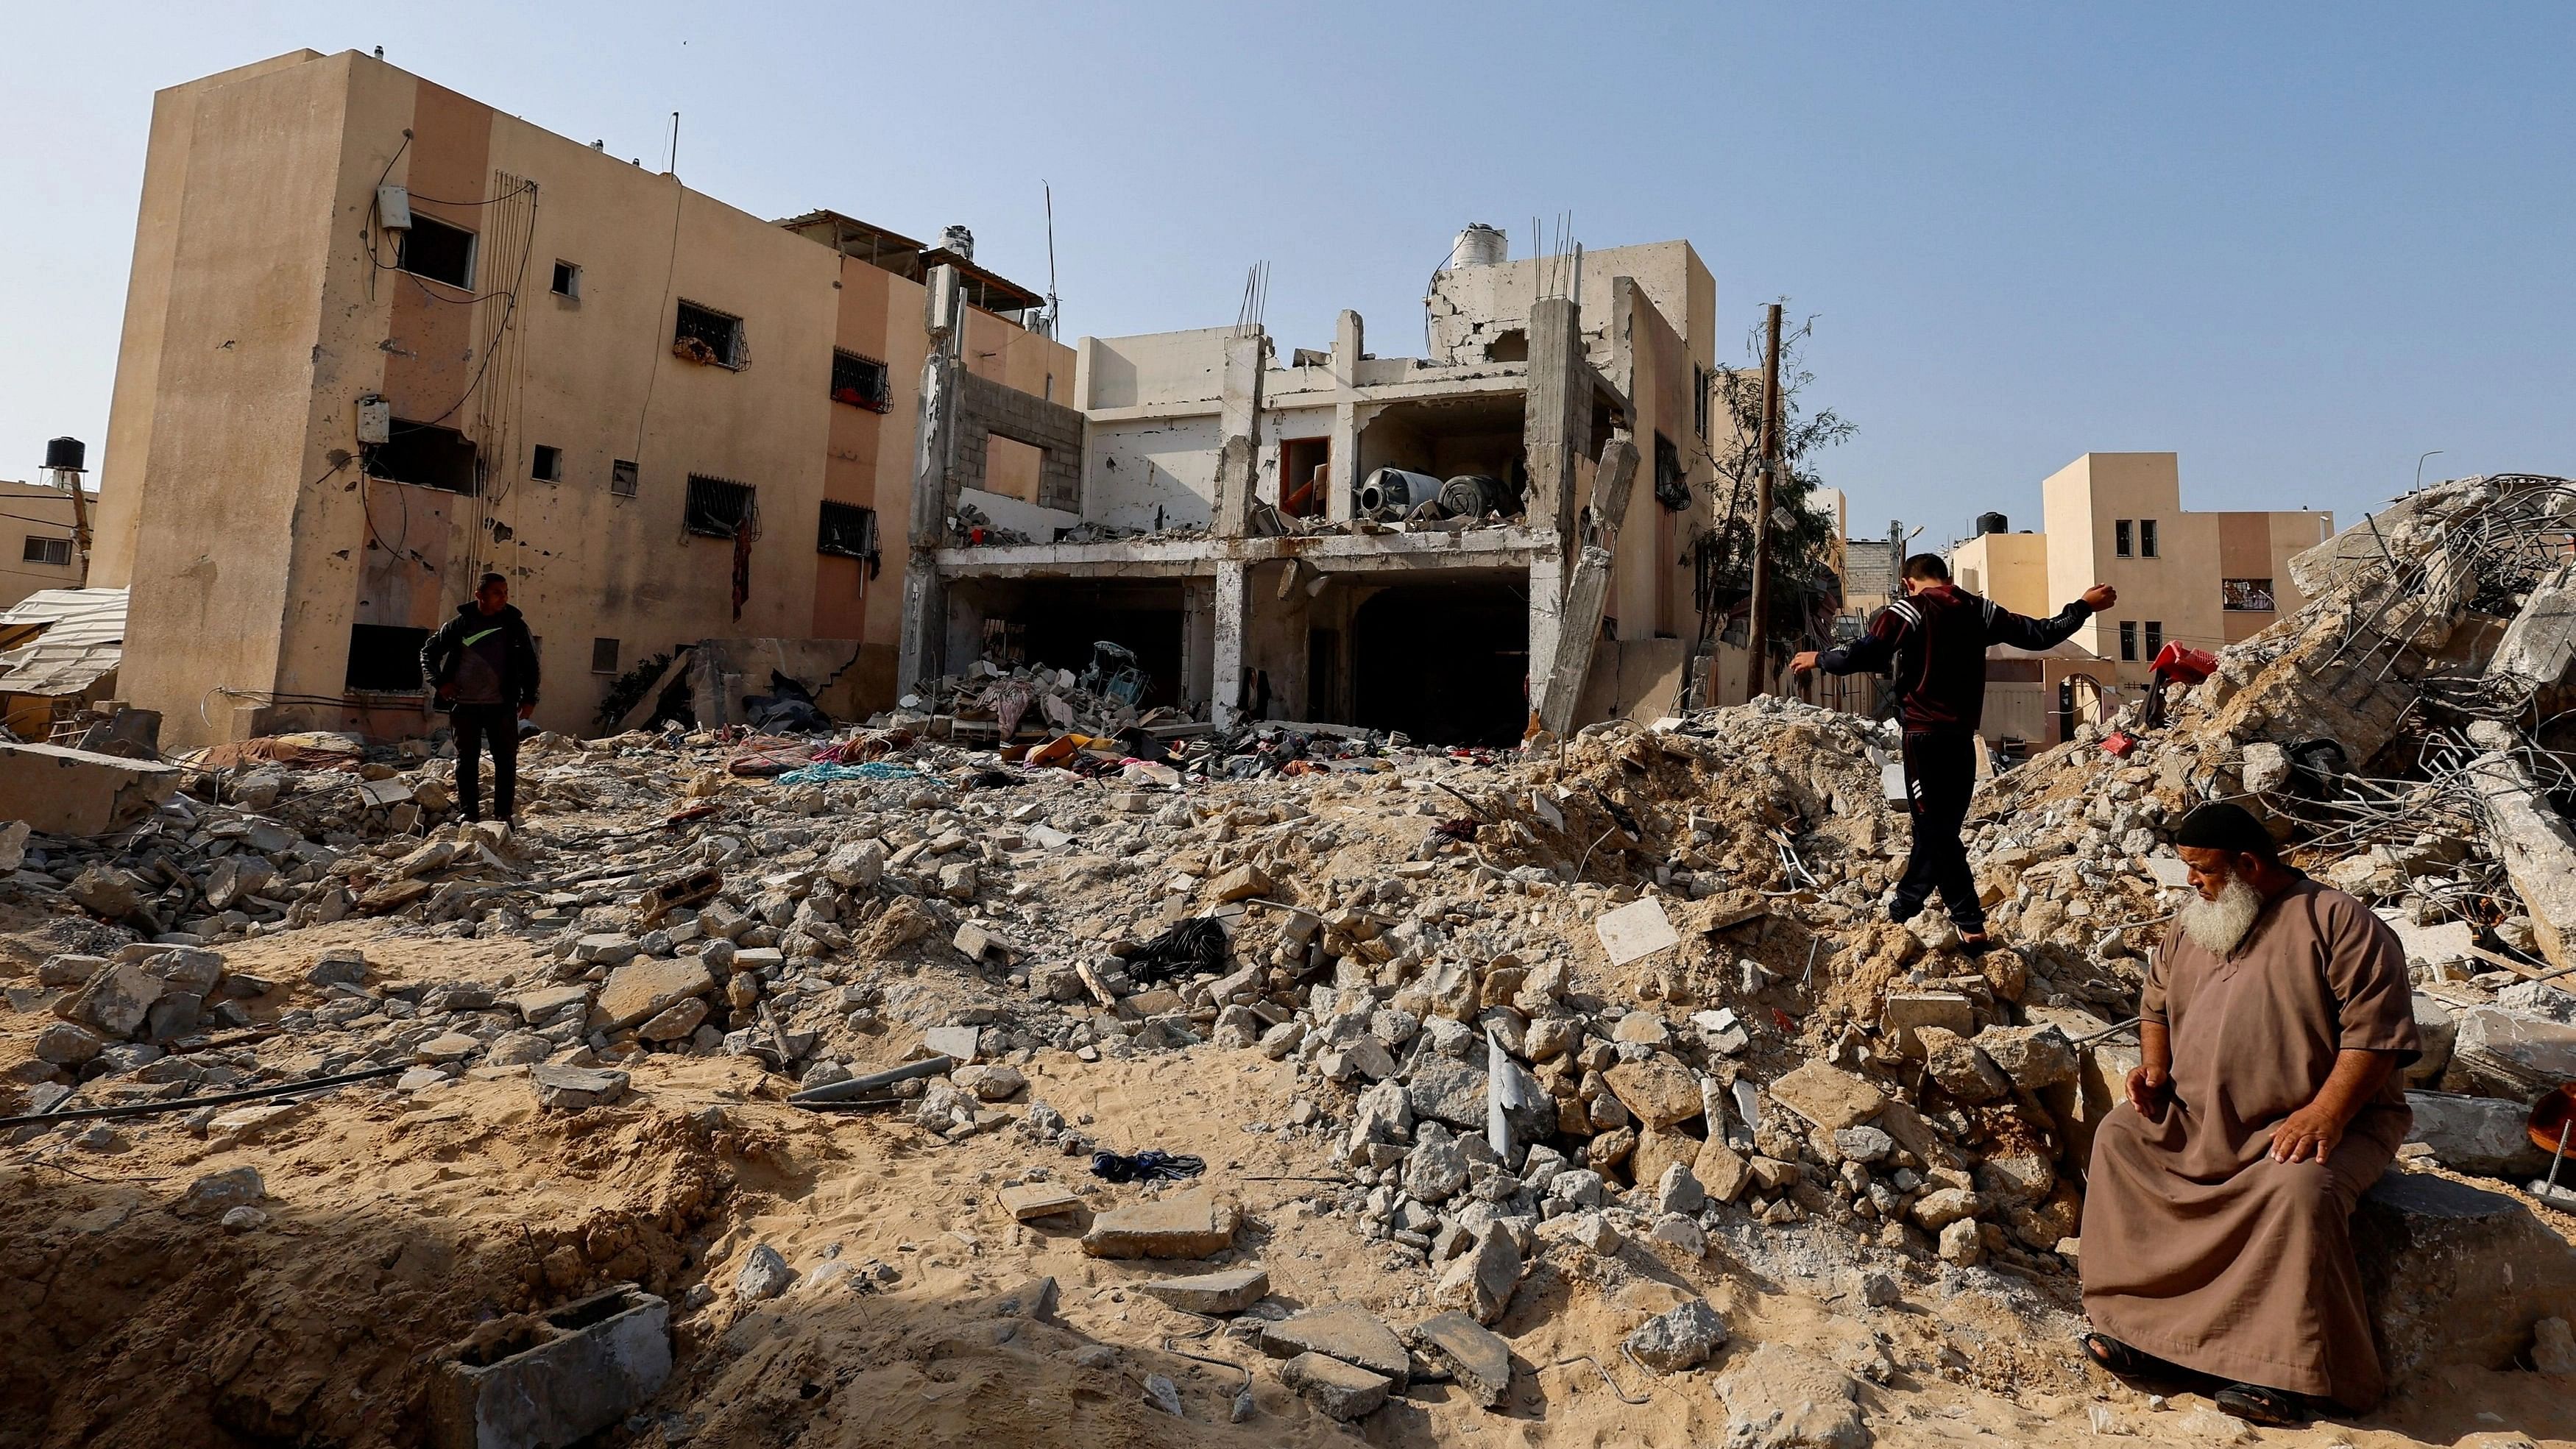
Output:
[91, 49, 1069, 748]
[902, 231, 1730, 745]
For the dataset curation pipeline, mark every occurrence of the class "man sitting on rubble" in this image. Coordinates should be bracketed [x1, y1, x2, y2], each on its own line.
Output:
[420, 573, 540, 825]
[2080, 801, 2419, 1425]
[1791, 555, 2112, 951]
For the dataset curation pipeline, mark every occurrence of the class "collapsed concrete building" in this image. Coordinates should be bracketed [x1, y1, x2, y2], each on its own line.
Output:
[901, 239, 1732, 745]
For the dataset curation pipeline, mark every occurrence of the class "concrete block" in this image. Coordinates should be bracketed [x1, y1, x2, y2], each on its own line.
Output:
[2466, 724, 2576, 972]
[1139, 1266, 1270, 1314]
[1404, 1311, 1513, 1409]
[1259, 1303, 1410, 1385]
[2356, 1170, 2576, 1384]
[0, 743, 182, 837]
[1079, 1191, 1238, 1259]
[1880, 991, 1975, 1057]
[2405, 1091, 2552, 1180]
[1277, 1351, 1390, 1420]
[428, 1284, 670, 1449]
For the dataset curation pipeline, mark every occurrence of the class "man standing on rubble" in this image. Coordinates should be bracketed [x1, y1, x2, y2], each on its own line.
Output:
[1790, 555, 2112, 949]
[420, 572, 540, 825]
[2078, 801, 2418, 1424]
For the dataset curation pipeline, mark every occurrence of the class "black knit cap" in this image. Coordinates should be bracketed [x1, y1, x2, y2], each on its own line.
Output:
[2173, 802, 2279, 857]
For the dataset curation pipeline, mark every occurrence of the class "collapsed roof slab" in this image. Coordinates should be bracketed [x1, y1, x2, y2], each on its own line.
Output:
[931, 525, 1555, 583]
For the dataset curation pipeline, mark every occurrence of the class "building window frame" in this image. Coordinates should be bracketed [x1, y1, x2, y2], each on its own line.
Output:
[21, 535, 71, 567]
[830, 350, 892, 411]
[2119, 620, 2138, 661]
[2222, 577, 2277, 612]
[684, 474, 757, 539]
[2140, 518, 2159, 558]
[590, 637, 620, 675]
[2114, 519, 2133, 557]
[531, 444, 562, 483]
[816, 500, 879, 562]
[610, 458, 640, 497]
[2145, 620, 2164, 656]
[551, 260, 581, 299]
[673, 300, 746, 369]
[397, 214, 477, 290]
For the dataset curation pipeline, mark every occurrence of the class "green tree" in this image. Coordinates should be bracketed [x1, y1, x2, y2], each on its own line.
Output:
[1691, 308, 1855, 669]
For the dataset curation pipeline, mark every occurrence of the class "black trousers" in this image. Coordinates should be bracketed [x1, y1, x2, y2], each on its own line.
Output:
[1895, 728, 1983, 930]
[451, 704, 520, 822]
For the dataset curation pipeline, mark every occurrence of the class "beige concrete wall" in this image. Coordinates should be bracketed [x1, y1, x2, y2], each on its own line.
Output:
[0, 482, 87, 606]
[2212, 509, 2332, 642]
[1951, 531, 2050, 617]
[107, 48, 1074, 747]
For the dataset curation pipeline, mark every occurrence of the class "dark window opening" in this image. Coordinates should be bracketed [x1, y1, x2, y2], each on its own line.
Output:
[369, 420, 478, 494]
[684, 475, 756, 538]
[398, 215, 475, 289]
[2144, 620, 2164, 656]
[2223, 578, 2277, 612]
[1652, 432, 1689, 511]
[550, 260, 580, 298]
[2114, 519, 2133, 557]
[22, 536, 70, 566]
[816, 500, 879, 566]
[673, 300, 743, 368]
[590, 637, 620, 674]
[1351, 580, 1527, 745]
[2119, 620, 2138, 661]
[2140, 519, 2159, 558]
[1485, 328, 1529, 362]
[1279, 437, 1329, 518]
[531, 444, 562, 482]
[610, 458, 639, 497]
[1692, 363, 1712, 439]
[831, 350, 891, 411]
[345, 623, 431, 692]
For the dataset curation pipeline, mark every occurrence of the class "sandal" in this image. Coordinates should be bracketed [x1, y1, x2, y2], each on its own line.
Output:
[2080, 1333, 2167, 1378]
[2212, 1382, 2308, 1426]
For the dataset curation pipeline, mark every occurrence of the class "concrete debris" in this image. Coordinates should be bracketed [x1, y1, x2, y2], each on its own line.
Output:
[430, 1286, 670, 1449]
[1715, 1342, 1868, 1449]
[1276, 1350, 1390, 1420]
[1623, 1297, 1728, 1372]
[1078, 1193, 1239, 1259]
[1403, 1311, 1514, 1409]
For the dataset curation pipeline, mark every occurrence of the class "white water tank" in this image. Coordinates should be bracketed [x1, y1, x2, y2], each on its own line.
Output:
[1447, 223, 1507, 269]
[941, 224, 975, 261]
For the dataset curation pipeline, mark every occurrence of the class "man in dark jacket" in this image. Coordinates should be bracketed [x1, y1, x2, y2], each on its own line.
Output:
[420, 573, 540, 824]
[1791, 555, 2113, 948]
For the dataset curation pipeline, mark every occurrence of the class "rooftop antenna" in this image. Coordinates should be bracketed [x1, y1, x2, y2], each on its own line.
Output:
[1043, 180, 1060, 338]
[666, 111, 679, 173]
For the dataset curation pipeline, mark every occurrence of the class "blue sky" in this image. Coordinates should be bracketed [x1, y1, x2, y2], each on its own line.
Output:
[4, 2, 2569, 544]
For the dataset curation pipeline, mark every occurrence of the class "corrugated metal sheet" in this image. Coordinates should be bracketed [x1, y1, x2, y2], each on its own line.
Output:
[0, 587, 126, 696]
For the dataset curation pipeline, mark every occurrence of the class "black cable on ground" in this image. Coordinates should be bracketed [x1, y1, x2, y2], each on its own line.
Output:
[0, 1063, 409, 1130]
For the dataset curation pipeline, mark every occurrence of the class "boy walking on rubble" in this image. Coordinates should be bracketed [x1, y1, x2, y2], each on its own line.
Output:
[1792, 555, 2112, 951]
[420, 573, 541, 825]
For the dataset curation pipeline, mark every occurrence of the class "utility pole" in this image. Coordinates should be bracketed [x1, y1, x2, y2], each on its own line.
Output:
[1745, 302, 1783, 698]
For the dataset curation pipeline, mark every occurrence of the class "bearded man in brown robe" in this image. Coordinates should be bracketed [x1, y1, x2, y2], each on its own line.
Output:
[2079, 802, 2419, 1425]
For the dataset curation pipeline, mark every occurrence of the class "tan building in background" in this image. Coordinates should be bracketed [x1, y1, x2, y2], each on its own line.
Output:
[93, 49, 1072, 748]
[0, 480, 88, 609]
[1947, 452, 2331, 747]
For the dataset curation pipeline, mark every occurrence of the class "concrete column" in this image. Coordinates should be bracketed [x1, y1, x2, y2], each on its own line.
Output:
[1526, 548, 1565, 733]
[1181, 577, 1216, 715]
[1326, 311, 1363, 524]
[897, 265, 963, 691]
[1213, 331, 1267, 536]
[1210, 559, 1250, 727]
[1524, 296, 1585, 551]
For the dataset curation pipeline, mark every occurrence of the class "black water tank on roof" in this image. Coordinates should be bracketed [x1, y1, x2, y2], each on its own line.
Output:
[44, 436, 85, 472]
[1976, 511, 2009, 535]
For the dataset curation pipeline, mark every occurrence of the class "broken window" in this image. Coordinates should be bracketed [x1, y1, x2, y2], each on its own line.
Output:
[344, 623, 430, 692]
[684, 474, 756, 538]
[830, 350, 891, 411]
[610, 458, 639, 497]
[673, 300, 743, 368]
[1652, 433, 1690, 511]
[2145, 620, 2164, 656]
[817, 501, 880, 570]
[2119, 620, 2138, 661]
[1693, 364, 1711, 440]
[21, 536, 70, 567]
[590, 637, 620, 674]
[551, 260, 581, 298]
[984, 435, 1044, 503]
[2223, 578, 2277, 612]
[2114, 520, 2133, 557]
[398, 215, 475, 289]
[531, 444, 562, 482]
[369, 420, 478, 494]
[2140, 519, 2159, 557]
[1279, 438, 1329, 517]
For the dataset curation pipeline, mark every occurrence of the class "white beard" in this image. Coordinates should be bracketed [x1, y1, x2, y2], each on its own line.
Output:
[2179, 874, 2265, 957]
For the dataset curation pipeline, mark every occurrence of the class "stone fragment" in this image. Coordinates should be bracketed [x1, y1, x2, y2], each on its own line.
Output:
[529, 1063, 629, 1111]
[1259, 1303, 1410, 1384]
[1653, 1161, 1706, 1216]
[177, 1166, 265, 1218]
[34, 1021, 105, 1066]
[636, 997, 710, 1042]
[1601, 1057, 1703, 1129]
[1207, 862, 1271, 902]
[2357, 1171, 2576, 1381]
[1594, 896, 1680, 966]
[1080, 1192, 1239, 1259]
[1141, 1373, 1184, 1417]
[1277, 1352, 1390, 1420]
[595, 957, 715, 1030]
[1404, 1311, 1513, 1409]
[1403, 1122, 1471, 1204]
[412, 1032, 481, 1063]
[1434, 1228, 1520, 1325]
[2533, 1317, 2576, 1375]
[921, 1024, 983, 1063]
[824, 839, 885, 889]
[1917, 1026, 2009, 1104]
[1768, 1061, 1886, 1130]
[1624, 1297, 1729, 1372]
[484, 1030, 553, 1066]
[998, 1183, 1084, 1222]
[1716, 1343, 1867, 1449]
[1404, 1056, 1489, 1128]
[1880, 991, 1974, 1057]
[1910, 1187, 1984, 1230]
[735, 1244, 793, 1300]
[1833, 1125, 1894, 1163]
[76, 960, 163, 1038]
[1139, 1266, 1270, 1315]
[953, 1063, 1028, 1101]
[1974, 1024, 2078, 1091]
[2405, 1091, 2554, 1178]
[1694, 1140, 1754, 1202]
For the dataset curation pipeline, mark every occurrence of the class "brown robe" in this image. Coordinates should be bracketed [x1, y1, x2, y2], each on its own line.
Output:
[2081, 878, 2419, 1409]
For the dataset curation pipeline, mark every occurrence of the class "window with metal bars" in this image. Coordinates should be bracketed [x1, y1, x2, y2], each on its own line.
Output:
[816, 500, 878, 561]
[830, 350, 891, 411]
[1652, 432, 1689, 511]
[684, 475, 756, 538]
[673, 300, 744, 368]
[610, 459, 639, 497]
[22, 536, 71, 566]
